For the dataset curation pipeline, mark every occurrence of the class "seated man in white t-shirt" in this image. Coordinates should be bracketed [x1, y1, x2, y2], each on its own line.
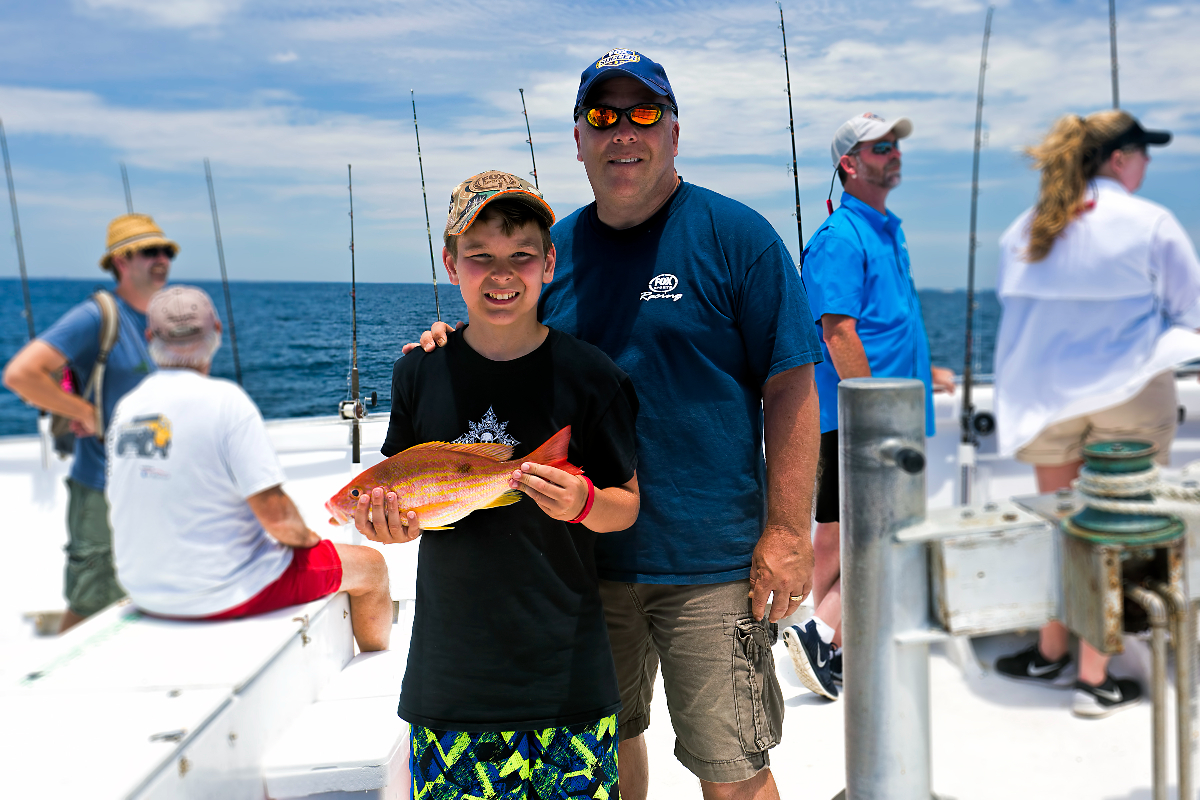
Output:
[107, 285, 390, 651]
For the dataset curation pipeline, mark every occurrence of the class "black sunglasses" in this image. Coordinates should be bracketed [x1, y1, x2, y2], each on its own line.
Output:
[138, 246, 175, 260]
[579, 103, 677, 130]
[852, 140, 900, 157]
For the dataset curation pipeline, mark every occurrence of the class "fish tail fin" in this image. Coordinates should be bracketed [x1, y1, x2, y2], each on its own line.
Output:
[523, 426, 583, 475]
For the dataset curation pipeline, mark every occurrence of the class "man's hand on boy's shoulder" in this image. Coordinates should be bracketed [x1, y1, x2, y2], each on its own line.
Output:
[401, 320, 463, 355]
[354, 487, 423, 544]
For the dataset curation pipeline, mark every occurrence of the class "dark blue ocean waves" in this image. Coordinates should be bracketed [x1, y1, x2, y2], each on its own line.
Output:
[0, 278, 996, 437]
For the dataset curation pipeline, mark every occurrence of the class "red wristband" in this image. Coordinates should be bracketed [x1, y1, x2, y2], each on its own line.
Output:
[568, 476, 595, 524]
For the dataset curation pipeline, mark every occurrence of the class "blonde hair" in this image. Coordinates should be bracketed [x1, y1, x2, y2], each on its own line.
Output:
[1025, 109, 1136, 262]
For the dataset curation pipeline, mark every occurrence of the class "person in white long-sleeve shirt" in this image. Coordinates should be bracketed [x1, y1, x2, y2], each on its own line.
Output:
[993, 110, 1200, 718]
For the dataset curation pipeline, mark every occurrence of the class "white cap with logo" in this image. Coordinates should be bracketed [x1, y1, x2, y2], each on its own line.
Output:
[831, 112, 913, 167]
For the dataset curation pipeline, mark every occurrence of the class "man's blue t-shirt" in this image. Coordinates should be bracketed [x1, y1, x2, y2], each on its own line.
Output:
[40, 293, 154, 490]
[802, 193, 935, 437]
[541, 181, 822, 584]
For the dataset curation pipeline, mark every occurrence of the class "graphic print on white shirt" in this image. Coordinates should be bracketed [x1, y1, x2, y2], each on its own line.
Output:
[453, 406, 519, 446]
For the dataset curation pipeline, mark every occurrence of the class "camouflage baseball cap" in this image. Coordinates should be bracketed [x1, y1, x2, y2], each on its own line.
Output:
[444, 170, 555, 237]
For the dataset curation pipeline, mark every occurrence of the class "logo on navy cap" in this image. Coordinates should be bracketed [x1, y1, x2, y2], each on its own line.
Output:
[597, 49, 641, 68]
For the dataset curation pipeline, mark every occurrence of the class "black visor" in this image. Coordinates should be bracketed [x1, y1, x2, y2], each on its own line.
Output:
[1100, 119, 1172, 161]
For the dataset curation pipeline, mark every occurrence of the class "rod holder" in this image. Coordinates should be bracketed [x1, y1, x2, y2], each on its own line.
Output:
[839, 378, 933, 799]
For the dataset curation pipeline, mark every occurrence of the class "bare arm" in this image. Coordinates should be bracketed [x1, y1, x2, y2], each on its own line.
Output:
[750, 362, 820, 622]
[821, 314, 871, 380]
[2, 340, 98, 435]
[246, 485, 321, 548]
[512, 467, 640, 533]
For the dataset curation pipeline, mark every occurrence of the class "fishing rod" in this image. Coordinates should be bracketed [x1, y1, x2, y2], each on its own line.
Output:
[347, 164, 362, 465]
[519, 88, 539, 189]
[1109, 0, 1120, 108]
[778, 2, 804, 266]
[2, 118, 47, 469]
[959, 6, 994, 506]
[120, 162, 133, 213]
[2, 120, 34, 344]
[411, 90, 442, 322]
[203, 158, 243, 387]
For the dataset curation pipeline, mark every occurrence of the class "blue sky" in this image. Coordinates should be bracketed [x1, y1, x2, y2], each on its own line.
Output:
[0, 0, 1197, 289]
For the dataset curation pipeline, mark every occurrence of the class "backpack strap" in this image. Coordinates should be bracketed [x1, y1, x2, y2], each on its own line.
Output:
[81, 290, 121, 437]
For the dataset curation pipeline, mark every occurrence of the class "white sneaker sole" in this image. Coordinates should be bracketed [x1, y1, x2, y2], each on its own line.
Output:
[1072, 693, 1140, 719]
[783, 628, 837, 700]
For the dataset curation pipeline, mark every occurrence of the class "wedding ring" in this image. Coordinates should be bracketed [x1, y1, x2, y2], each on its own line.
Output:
[789, 595, 802, 601]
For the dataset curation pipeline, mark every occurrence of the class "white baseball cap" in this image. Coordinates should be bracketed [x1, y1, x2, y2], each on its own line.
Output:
[831, 112, 913, 167]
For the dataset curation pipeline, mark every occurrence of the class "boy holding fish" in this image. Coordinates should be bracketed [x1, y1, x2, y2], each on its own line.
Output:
[335, 170, 639, 799]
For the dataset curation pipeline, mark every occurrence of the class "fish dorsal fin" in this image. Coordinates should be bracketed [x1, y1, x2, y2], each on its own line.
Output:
[404, 440, 514, 461]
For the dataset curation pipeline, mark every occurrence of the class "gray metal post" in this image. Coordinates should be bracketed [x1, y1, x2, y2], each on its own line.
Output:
[1126, 584, 1169, 800]
[840, 378, 931, 799]
[1152, 581, 1194, 800]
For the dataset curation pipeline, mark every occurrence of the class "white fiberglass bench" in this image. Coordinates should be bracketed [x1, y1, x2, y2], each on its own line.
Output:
[0, 592, 353, 799]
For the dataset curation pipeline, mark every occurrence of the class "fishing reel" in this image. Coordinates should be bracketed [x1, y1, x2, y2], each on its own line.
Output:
[338, 391, 377, 421]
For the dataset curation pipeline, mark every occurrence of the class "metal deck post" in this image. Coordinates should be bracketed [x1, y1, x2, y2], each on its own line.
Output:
[840, 378, 931, 799]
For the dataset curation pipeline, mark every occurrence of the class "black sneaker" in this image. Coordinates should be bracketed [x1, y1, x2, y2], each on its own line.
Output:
[1073, 675, 1142, 718]
[830, 648, 843, 687]
[995, 643, 1075, 688]
[783, 620, 838, 700]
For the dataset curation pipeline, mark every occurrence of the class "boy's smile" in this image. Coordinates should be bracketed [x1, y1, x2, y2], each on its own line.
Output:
[443, 213, 556, 360]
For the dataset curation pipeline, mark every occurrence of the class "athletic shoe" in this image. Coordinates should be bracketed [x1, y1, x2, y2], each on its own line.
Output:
[1072, 676, 1142, 718]
[830, 649, 843, 687]
[783, 620, 838, 700]
[994, 643, 1075, 688]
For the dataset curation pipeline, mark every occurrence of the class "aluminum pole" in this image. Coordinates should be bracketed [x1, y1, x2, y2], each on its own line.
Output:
[840, 377, 931, 799]
[1126, 584, 1168, 800]
[1151, 580, 1193, 800]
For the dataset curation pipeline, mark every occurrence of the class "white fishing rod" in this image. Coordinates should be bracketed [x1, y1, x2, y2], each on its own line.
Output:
[959, 6, 995, 506]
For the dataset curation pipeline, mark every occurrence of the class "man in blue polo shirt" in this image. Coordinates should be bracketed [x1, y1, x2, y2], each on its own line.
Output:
[784, 113, 955, 701]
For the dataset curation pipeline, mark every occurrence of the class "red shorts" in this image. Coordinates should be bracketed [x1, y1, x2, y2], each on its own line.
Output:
[203, 539, 343, 621]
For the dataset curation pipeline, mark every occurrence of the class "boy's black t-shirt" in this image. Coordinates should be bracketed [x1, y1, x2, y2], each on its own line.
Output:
[385, 326, 639, 731]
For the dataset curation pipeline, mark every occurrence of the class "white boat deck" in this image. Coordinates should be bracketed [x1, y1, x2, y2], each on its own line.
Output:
[1, 385, 1198, 799]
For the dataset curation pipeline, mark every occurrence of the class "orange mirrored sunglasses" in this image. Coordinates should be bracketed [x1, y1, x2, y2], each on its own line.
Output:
[581, 103, 676, 130]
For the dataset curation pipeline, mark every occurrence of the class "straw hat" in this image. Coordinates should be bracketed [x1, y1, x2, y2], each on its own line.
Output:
[100, 213, 179, 271]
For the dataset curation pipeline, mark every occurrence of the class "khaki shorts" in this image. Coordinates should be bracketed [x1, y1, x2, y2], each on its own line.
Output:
[64, 478, 126, 617]
[1016, 372, 1178, 466]
[599, 579, 784, 784]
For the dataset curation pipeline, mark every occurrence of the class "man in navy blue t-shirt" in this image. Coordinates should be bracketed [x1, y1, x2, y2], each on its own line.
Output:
[413, 50, 822, 800]
[3, 214, 175, 632]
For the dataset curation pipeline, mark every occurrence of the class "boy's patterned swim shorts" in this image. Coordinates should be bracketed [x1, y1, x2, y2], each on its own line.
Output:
[410, 714, 618, 800]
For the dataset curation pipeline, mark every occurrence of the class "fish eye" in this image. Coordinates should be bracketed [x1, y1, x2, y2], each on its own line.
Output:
[351, 489, 360, 497]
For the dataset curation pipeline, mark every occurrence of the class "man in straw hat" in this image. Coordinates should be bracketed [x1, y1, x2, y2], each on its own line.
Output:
[3, 213, 176, 632]
[785, 114, 955, 701]
[105, 286, 391, 651]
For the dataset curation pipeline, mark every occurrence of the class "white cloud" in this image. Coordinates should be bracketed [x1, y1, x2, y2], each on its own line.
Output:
[270, 51, 299, 64]
[77, 0, 244, 28]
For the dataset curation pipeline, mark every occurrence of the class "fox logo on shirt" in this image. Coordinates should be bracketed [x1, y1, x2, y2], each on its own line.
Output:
[641, 274, 683, 302]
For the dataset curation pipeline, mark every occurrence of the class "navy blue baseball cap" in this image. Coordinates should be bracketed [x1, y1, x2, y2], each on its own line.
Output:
[573, 49, 677, 120]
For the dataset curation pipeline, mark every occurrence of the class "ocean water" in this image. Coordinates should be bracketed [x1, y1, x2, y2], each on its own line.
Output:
[0, 278, 998, 438]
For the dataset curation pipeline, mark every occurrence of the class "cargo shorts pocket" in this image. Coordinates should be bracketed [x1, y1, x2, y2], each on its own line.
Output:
[725, 614, 784, 755]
